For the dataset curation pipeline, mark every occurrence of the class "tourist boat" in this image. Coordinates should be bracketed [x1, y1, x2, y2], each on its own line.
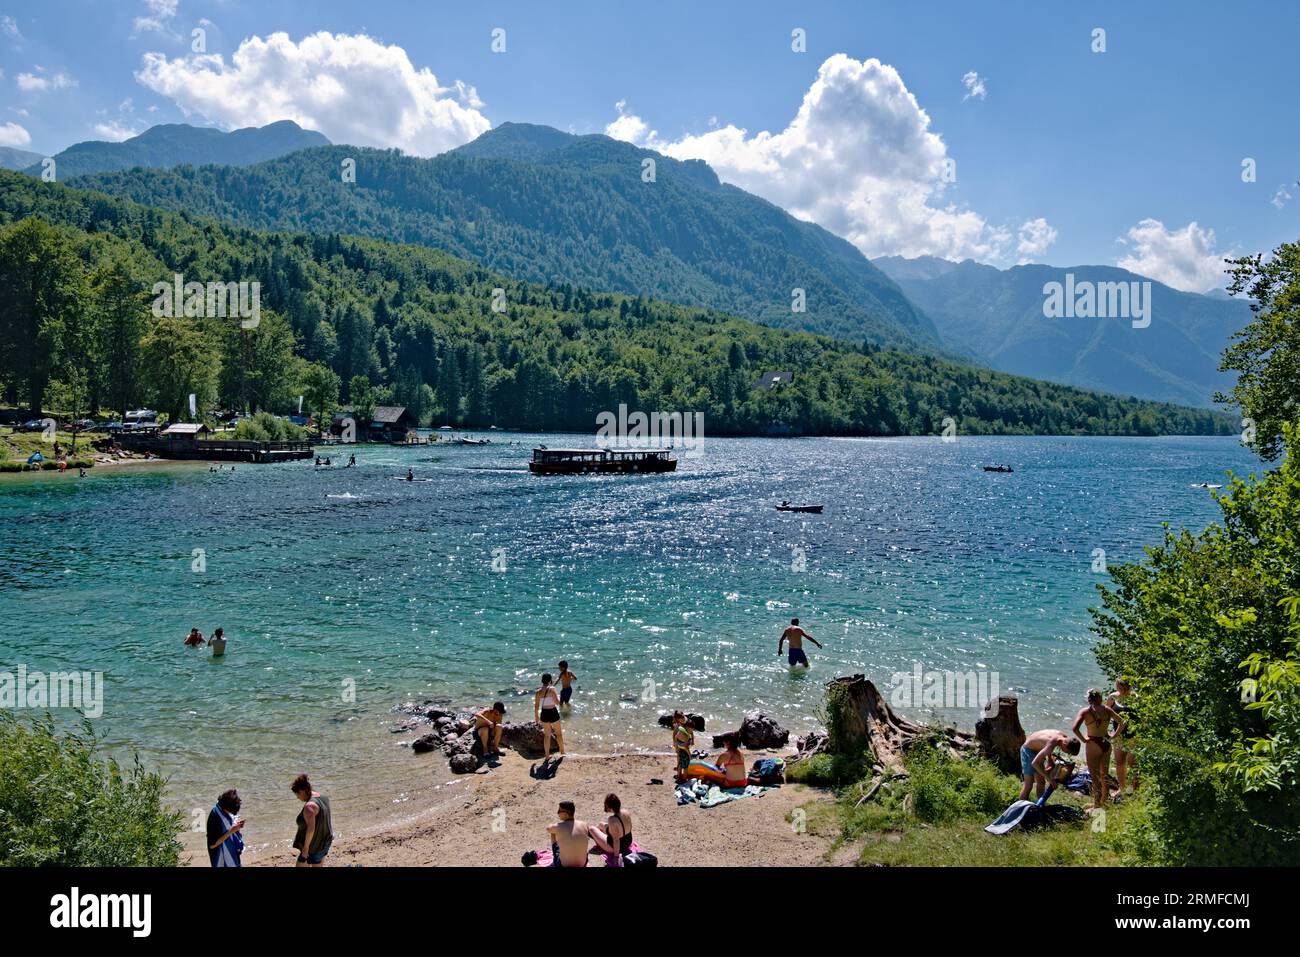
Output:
[775, 502, 824, 513]
[528, 447, 677, 475]
[982, 465, 1014, 473]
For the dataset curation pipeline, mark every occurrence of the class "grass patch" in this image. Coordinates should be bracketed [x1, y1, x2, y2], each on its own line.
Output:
[801, 743, 1146, 866]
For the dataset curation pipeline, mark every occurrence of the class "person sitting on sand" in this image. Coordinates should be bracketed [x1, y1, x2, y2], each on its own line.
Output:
[1073, 688, 1125, 810]
[1018, 728, 1081, 800]
[184, 627, 205, 648]
[475, 702, 506, 757]
[534, 673, 565, 759]
[589, 792, 634, 866]
[557, 660, 576, 707]
[778, 618, 822, 668]
[672, 710, 694, 783]
[290, 773, 333, 867]
[208, 627, 227, 657]
[717, 733, 748, 789]
[547, 801, 593, 868]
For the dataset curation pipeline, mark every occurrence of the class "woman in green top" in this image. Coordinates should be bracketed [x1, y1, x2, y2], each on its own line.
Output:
[290, 773, 333, 866]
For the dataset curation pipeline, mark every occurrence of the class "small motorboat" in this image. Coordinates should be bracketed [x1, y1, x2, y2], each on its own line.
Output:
[1190, 482, 1223, 489]
[983, 465, 1014, 473]
[776, 501, 824, 513]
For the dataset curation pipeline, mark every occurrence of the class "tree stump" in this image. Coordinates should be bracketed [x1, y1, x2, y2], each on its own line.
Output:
[824, 674, 973, 773]
[974, 695, 1026, 774]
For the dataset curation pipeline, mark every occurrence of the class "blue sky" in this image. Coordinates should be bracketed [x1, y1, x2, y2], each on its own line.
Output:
[2, 1, 1296, 290]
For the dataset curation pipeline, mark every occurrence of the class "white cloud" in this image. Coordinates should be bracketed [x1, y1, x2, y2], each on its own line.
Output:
[135, 31, 491, 156]
[16, 69, 77, 92]
[0, 121, 31, 147]
[961, 71, 987, 101]
[93, 120, 144, 142]
[1016, 217, 1057, 262]
[133, 0, 179, 37]
[1271, 183, 1293, 210]
[1, 15, 22, 40]
[605, 54, 1018, 261]
[1116, 219, 1228, 292]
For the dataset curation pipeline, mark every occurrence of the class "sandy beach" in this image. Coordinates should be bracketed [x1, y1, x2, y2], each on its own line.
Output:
[234, 750, 837, 868]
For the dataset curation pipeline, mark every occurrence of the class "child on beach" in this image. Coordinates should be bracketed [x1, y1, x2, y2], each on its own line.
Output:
[672, 710, 694, 783]
[557, 661, 576, 706]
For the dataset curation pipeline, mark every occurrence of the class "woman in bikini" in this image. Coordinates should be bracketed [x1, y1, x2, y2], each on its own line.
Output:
[1072, 688, 1125, 810]
[1107, 677, 1137, 795]
[717, 733, 748, 789]
[533, 672, 565, 760]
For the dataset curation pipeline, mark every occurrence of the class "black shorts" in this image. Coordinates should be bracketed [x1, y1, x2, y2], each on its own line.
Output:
[560, 686, 573, 704]
[540, 707, 561, 724]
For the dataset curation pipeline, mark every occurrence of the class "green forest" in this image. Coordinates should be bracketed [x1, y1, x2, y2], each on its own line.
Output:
[0, 170, 1234, 437]
[70, 124, 940, 350]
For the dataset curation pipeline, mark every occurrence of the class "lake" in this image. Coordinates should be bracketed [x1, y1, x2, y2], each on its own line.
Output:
[0, 433, 1256, 850]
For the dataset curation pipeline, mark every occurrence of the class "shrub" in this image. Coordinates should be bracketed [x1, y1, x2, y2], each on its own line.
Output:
[1092, 422, 1300, 865]
[904, 745, 1012, 823]
[0, 713, 184, 866]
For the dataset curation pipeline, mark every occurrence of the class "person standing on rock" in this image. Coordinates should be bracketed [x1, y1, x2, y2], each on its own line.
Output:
[534, 673, 565, 759]
[778, 618, 822, 668]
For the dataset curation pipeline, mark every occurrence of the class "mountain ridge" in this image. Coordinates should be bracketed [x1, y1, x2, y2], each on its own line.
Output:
[24, 120, 330, 179]
[874, 255, 1248, 408]
[67, 122, 941, 352]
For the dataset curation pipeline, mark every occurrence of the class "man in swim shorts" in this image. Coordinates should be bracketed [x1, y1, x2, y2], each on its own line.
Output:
[547, 801, 593, 867]
[475, 702, 506, 757]
[557, 660, 576, 706]
[778, 618, 822, 667]
[207, 627, 227, 657]
[1018, 729, 1081, 800]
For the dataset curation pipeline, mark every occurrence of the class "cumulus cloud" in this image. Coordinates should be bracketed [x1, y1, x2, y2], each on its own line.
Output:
[1116, 219, 1229, 292]
[0, 121, 31, 147]
[93, 119, 144, 142]
[16, 69, 77, 92]
[1, 15, 22, 40]
[605, 55, 1019, 261]
[1016, 217, 1057, 262]
[961, 71, 987, 101]
[135, 31, 491, 156]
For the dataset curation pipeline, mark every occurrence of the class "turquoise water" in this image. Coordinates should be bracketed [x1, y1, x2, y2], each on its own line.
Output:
[0, 434, 1255, 843]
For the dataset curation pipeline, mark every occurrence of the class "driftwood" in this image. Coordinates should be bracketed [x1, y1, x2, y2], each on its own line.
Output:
[824, 675, 975, 774]
[974, 695, 1026, 774]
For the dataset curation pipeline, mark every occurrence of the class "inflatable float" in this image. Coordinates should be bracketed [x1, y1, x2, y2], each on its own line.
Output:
[683, 760, 727, 787]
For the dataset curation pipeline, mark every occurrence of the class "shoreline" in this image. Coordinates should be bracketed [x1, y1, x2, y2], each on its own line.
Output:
[228, 750, 837, 868]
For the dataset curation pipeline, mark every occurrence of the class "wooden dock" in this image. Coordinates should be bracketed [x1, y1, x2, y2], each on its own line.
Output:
[117, 434, 315, 463]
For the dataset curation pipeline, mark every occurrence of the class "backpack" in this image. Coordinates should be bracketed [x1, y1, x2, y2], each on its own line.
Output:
[749, 757, 786, 786]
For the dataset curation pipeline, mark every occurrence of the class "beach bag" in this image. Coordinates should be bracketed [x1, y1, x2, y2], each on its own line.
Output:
[622, 849, 658, 868]
[749, 757, 785, 785]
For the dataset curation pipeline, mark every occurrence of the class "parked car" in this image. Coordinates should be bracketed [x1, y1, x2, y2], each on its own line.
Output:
[71, 419, 99, 432]
[15, 419, 49, 433]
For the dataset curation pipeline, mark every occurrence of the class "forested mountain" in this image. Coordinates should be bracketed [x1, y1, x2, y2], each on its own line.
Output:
[25, 121, 329, 179]
[68, 123, 940, 351]
[874, 256, 1249, 408]
[0, 147, 42, 171]
[0, 172, 1233, 438]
